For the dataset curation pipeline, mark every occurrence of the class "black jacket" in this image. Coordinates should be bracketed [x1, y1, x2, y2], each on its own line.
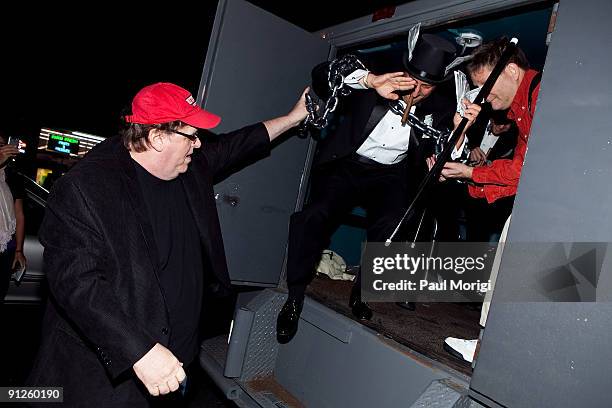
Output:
[466, 107, 518, 161]
[310, 60, 454, 191]
[27, 123, 270, 406]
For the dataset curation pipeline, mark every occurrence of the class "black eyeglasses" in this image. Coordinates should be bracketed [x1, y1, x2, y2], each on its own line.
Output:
[169, 129, 200, 142]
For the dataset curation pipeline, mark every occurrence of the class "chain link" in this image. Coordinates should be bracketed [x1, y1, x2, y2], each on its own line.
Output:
[299, 56, 468, 163]
[299, 55, 366, 136]
[388, 101, 447, 140]
[388, 101, 469, 162]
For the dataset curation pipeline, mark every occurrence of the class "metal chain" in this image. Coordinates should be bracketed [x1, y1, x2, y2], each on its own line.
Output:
[388, 100, 469, 162]
[388, 101, 448, 141]
[299, 55, 366, 136]
[299, 56, 468, 163]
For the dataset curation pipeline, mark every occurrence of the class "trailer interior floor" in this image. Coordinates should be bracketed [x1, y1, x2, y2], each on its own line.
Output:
[306, 275, 481, 376]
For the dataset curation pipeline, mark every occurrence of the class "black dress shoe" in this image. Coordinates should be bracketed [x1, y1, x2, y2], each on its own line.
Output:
[276, 297, 304, 344]
[349, 289, 373, 320]
[395, 301, 416, 311]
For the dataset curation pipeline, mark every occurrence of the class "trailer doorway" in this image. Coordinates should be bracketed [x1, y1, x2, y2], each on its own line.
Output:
[197, 1, 574, 406]
[304, 1, 556, 376]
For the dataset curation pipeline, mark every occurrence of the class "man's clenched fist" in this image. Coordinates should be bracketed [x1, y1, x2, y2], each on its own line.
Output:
[133, 343, 186, 396]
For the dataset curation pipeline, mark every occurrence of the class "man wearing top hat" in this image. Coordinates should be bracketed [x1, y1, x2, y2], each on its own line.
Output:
[276, 33, 482, 344]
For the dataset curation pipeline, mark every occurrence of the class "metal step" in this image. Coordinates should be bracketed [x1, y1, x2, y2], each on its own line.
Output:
[200, 289, 482, 407]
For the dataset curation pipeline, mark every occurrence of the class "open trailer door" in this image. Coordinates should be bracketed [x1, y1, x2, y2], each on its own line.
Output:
[196, 0, 329, 286]
[469, 1, 612, 407]
[200, 1, 610, 407]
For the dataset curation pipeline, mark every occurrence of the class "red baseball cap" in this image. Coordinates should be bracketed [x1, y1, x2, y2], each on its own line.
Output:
[125, 82, 221, 129]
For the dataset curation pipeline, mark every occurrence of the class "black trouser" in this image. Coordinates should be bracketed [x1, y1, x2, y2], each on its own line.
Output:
[465, 194, 515, 243]
[0, 247, 15, 317]
[286, 156, 416, 299]
[427, 181, 468, 242]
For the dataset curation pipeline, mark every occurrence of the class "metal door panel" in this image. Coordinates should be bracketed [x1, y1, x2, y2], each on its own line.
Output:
[197, 0, 328, 285]
[470, 1, 612, 407]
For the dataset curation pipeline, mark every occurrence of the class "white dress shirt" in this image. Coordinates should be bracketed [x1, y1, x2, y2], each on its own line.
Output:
[479, 121, 499, 154]
[344, 69, 461, 164]
[355, 102, 416, 164]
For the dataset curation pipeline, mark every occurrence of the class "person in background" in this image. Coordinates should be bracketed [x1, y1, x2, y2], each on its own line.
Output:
[438, 37, 540, 202]
[464, 108, 518, 243]
[0, 133, 26, 311]
[437, 37, 541, 365]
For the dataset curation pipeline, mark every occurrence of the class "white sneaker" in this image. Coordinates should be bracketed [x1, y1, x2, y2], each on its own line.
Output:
[444, 337, 478, 364]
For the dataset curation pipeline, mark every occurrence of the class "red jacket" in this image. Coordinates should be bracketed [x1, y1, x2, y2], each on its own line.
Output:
[469, 69, 541, 203]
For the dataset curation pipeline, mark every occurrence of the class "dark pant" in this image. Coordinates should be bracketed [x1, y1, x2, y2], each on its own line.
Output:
[286, 157, 415, 299]
[466, 194, 515, 243]
[1, 246, 15, 313]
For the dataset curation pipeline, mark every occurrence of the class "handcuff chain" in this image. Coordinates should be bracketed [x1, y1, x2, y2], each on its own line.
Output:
[300, 55, 366, 134]
[388, 101, 469, 162]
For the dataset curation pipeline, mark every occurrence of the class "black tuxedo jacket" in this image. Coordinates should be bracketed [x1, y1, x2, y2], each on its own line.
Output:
[310, 60, 454, 193]
[27, 123, 270, 406]
[466, 108, 518, 161]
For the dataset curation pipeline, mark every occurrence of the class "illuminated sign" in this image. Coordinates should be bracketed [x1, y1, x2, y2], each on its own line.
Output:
[46, 133, 80, 155]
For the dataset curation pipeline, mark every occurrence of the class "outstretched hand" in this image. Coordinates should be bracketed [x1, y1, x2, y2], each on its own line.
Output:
[368, 72, 416, 100]
[263, 87, 313, 141]
[442, 161, 474, 180]
[426, 155, 474, 181]
[426, 155, 447, 182]
[287, 87, 310, 125]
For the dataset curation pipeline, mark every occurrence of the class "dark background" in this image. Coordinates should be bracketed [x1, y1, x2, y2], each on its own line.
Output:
[1, 1, 550, 141]
[1, 1, 410, 140]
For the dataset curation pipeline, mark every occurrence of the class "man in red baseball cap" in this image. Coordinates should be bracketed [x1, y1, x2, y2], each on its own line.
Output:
[126, 82, 223, 129]
[28, 82, 308, 405]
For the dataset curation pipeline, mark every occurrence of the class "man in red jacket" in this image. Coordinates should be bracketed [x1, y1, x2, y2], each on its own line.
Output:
[439, 38, 542, 365]
[441, 38, 541, 201]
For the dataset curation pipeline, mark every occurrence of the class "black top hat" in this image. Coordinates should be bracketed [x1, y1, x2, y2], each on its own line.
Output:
[403, 33, 457, 84]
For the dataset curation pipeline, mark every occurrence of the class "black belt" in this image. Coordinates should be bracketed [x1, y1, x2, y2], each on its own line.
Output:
[351, 153, 404, 167]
